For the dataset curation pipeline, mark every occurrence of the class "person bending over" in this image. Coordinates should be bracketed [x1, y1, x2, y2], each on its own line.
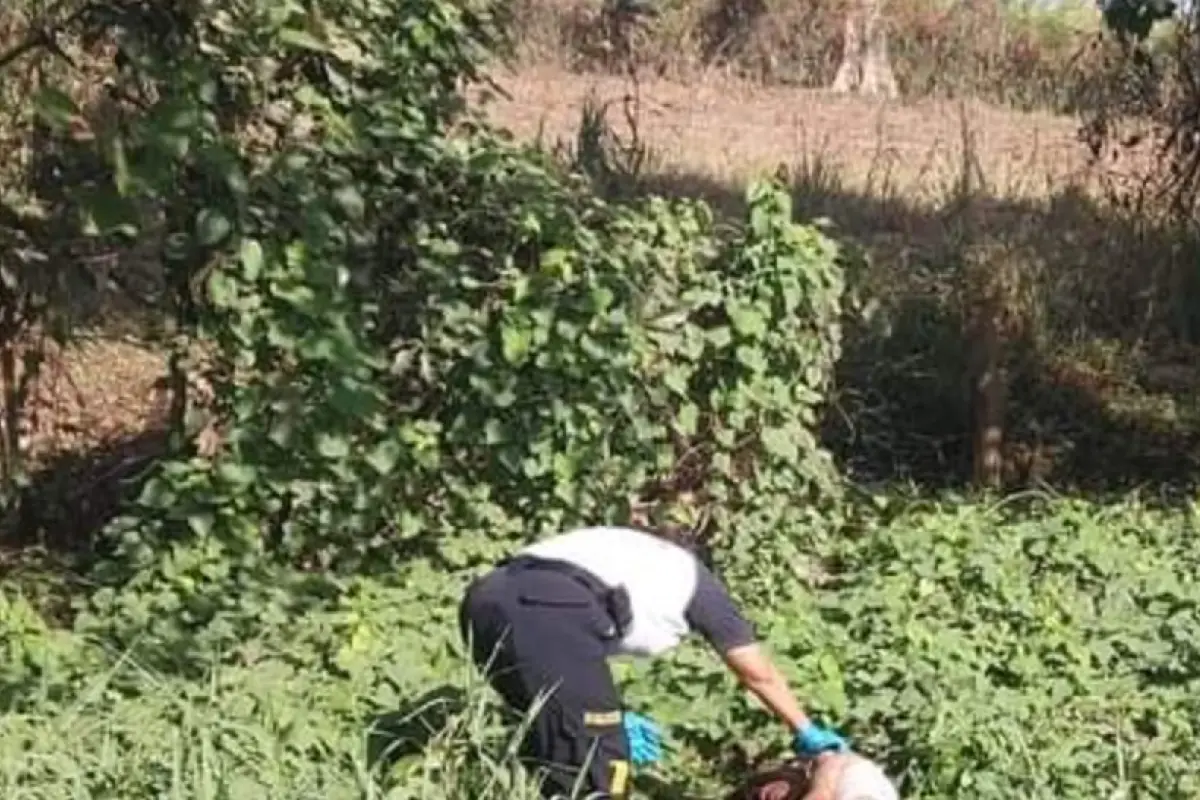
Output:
[458, 524, 849, 799]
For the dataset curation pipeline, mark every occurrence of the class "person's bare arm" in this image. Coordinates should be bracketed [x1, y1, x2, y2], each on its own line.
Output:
[682, 564, 818, 733]
[721, 641, 812, 731]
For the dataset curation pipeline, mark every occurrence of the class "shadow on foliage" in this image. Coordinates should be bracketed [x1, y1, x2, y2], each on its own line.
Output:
[1, 52, 168, 562]
[631, 166, 1200, 497]
[1, 428, 169, 557]
[365, 684, 470, 774]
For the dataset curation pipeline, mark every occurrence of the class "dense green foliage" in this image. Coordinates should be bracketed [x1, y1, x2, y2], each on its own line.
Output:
[58, 0, 845, 583]
[2, 0, 1200, 798]
[5, 497, 1200, 798]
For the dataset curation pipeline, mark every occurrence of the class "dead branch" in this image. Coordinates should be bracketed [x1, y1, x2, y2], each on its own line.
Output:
[0, 1, 101, 73]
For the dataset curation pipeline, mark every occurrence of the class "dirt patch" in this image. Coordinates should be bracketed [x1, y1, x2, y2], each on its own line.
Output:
[17, 335, 168, 467]
[1, 334, 169, 552]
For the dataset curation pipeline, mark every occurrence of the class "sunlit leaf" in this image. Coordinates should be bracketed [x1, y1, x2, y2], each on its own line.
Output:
[196, 208, 233, 247]
[279, 28, 329, 52]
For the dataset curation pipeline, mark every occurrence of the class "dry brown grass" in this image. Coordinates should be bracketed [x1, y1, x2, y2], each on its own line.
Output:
[483, 64, 1091, 201]
[18, 336, 167, 465]
[478, 64, 1168, 297]
[0, 332, 169, 552]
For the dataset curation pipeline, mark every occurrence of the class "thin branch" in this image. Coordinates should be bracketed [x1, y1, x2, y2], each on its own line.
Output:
[0, 29, 54, 72]
[0, 2, 100, 73]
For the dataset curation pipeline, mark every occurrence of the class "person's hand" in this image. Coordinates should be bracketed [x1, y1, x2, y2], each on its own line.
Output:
[622, 711, 662, 766]
[792, 719, 849, 756]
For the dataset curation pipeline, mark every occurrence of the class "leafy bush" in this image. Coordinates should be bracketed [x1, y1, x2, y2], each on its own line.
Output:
[35, 0, 846, 593]
[3, 1, 850, 786]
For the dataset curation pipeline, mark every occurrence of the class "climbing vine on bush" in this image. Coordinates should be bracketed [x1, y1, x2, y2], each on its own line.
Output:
[19, 0, 846, 611]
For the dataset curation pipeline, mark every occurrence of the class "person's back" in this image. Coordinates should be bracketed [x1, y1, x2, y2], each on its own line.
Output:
[520, 526, 700, 656]
[521, 525, 740, 657]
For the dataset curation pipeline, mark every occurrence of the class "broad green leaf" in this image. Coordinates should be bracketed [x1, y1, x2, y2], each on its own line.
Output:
[279, 28, 330, 52]
[333, 184, 365, 220]
[196, 208, 233, 246]
[316, 433, 352, 460]
[735, 345, 767, 372]
[761, 426, 798, 462]
[707, 326, 733, 348]
[501, 323, 532, 364]
[240, 239, 264, 281]
[216, 461, 256, 487]
[728, 303, 767, 338]
[187, 511, 215, 538]
[484, 418, 505, 444]
[207, 270, 238, 308]
[365, 439, 403, 475]
[540, 247, 572, 277]
[663, 366, 689, 396]
[677, 402, 699, 436]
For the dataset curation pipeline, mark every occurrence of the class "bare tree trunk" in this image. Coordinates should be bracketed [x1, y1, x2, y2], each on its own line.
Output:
[967, 305, 1006, 489]
[0, 338, 18, 489]
[951, 108, 1010, 491]
[830, 4, 863, 93]
[831, 0, 898, 98]
[860, 0, 898, 97]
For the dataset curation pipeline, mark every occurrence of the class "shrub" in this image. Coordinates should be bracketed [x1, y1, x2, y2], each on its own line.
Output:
[28, 0, 846, 591]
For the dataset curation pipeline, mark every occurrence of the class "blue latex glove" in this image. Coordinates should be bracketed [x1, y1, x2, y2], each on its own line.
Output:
[792, 719, 849, 756]
[622, 711, 663, 766]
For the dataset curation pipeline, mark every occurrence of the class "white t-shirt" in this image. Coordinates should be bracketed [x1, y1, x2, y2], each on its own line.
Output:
[519, 526, 757, 658]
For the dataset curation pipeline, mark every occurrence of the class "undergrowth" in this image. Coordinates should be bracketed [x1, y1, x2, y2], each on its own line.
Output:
[5, 495, 1200, 798]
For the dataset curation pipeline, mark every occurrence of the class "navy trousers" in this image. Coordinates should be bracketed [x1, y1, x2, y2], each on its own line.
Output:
[458, 557, 633, 799]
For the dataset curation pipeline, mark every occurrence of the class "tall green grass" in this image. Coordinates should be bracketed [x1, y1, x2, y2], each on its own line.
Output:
[0, 643, 560, 799]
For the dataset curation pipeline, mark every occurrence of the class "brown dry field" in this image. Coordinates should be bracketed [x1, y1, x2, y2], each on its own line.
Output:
[479, 65, 1097, 205]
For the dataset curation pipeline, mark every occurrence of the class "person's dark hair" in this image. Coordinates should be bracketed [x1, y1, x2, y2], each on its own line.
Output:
[629, 494, 717, 570]
[723, 759, 816, 800]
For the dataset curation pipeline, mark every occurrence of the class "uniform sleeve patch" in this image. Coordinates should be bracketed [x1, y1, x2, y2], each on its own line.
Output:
[583, 709, 623, 728]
